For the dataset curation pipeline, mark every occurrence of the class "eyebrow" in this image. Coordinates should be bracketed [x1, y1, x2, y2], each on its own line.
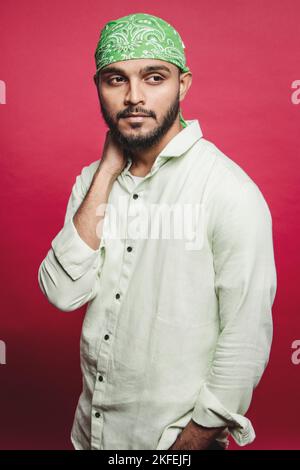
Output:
[99, 65, 172, 77]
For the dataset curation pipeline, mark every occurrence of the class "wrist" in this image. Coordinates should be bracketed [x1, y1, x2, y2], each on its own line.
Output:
[190, 419, 226, 439]
[94, 165, 118, 186]
[98, 159, 125, 180]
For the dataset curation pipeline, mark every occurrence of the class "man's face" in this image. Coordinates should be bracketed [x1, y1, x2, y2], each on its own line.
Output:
[95, 59, 183, 151]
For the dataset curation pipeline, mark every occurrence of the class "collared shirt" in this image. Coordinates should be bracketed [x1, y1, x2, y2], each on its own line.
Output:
[38, 119, 277, 450]
[129, 174, 146, 184]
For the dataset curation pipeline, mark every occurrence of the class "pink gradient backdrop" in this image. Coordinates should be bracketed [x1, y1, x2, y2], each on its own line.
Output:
[0, 0, 299, 449]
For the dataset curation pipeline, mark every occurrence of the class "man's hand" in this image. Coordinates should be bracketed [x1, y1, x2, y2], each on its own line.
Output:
[73, 130, 127, 251]
[168, 419, 226, 450]
[98, 130, 128, 178]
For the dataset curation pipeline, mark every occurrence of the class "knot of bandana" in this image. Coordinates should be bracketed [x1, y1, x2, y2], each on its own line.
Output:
[94, 13, 190, 128]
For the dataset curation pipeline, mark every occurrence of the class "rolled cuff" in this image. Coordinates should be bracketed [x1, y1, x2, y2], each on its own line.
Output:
[51, 217, 103, 281]
[191, 383, 256, 446]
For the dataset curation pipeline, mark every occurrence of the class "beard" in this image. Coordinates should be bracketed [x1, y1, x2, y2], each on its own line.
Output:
[99, 91, 181, 154]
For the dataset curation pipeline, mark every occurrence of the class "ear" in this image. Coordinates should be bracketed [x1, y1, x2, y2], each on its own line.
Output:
[179, 72, 192, 102]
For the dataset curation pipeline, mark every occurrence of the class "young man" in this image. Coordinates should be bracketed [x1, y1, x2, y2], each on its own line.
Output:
[38, 13, 277, 450]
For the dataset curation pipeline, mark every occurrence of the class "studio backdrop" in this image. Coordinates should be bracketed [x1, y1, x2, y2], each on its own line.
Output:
[0, 0, 299, 450]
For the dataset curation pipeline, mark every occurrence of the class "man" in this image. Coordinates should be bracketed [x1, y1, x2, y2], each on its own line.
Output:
[38, 13, 277, 450]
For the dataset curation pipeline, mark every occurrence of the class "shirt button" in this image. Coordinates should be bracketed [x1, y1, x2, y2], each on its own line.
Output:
[104, 334, 109, 340]
[98, 375, 104, 382]
[127, 246, 133, 252]
[115, 293, 120, 299]
[95, 412, 101, 418]
[133, 193, 139, 199]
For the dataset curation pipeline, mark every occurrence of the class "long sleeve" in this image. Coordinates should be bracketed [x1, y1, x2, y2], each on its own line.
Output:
[38, 162, 105, 312]
[191, 176, 277, 446]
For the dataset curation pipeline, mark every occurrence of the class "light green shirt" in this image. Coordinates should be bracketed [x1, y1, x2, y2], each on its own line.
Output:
[128, 172, 146, 185]
[38, 119, 277, 450]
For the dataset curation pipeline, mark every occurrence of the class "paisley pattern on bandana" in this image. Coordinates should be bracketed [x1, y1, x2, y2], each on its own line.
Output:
[95, 13, 190, 74]
[94, 13, 190, 128]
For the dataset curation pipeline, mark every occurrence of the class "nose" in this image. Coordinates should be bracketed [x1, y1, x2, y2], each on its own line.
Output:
[124, 78, 145, 108]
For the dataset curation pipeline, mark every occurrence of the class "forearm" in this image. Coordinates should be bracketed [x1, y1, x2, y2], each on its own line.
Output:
[38, 162, 115, 312]
[38, 131, 126, 312]
[169, 419, 226, 450]
[190, 420, 226, 447]
[73, 165, 116, 250]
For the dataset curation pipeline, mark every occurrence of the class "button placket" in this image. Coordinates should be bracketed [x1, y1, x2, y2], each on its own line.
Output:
[90, 188, 146, 450]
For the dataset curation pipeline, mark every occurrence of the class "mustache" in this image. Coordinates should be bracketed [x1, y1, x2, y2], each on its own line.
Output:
[118, 108, 155, 119]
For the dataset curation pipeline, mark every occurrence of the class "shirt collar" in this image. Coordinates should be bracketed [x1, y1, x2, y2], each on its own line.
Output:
[121, 119, 203, 175]
[157, 119, 203, 158]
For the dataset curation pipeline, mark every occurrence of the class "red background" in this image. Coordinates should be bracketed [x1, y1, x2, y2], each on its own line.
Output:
[0, 0, 299, 450]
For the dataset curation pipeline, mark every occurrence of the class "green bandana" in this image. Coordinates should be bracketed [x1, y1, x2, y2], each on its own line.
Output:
[94, 13, 190, 128]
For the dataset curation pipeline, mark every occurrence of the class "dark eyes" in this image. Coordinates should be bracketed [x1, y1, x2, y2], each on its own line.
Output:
[107, 75, 164, 85]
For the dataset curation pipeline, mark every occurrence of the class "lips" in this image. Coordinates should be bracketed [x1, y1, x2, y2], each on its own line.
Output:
[123, 115, 150, 123]
[125, 115, 149, 118]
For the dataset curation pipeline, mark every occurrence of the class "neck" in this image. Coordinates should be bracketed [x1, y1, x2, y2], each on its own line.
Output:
[127, 118, 184, 176]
